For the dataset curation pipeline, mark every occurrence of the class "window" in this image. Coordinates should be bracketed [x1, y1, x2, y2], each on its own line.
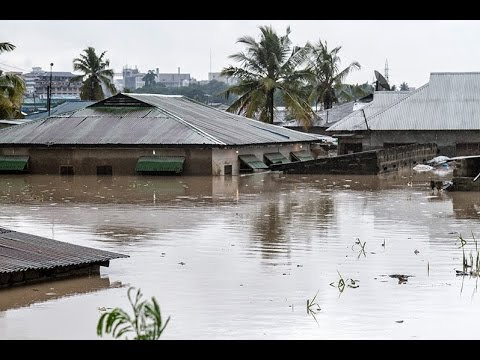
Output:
[97, 165, 112, 175]
[60, 165, 74, 175]
[224, 164, 232, 175]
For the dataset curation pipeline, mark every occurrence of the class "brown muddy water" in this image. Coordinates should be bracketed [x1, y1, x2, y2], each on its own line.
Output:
[0, 171, 479, 339]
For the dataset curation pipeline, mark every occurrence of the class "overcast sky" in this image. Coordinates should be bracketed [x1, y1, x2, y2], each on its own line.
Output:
[1, 20, 479, 88]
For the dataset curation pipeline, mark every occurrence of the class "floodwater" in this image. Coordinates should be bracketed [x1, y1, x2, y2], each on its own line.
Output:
[0, 171, 480, 339]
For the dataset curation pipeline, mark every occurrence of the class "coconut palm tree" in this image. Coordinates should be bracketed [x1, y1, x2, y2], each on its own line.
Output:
[0, 42, 26, 119]
[0, 42, 15, 54]
[307, 40, 361, 110]
[221, 26, 314, 126]
[71, 47, 116, 100]
[142, 70, 156, 87]
[400, 82, 409, 91]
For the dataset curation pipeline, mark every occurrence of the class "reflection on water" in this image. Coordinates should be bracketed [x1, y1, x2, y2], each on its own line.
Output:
[0, 276, 122, 312]
[1, 171, 480, 339]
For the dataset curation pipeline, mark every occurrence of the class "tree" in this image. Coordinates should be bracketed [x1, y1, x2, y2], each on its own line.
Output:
[391, 84, 397, 91]
[0, 42, 26, 119]
[400, 82, 409, 91]
[335, 82, 373, 103]
[71, 47, 116, 101]
[306, 39, 361, 110]
[221, 25, 314, 126]
[142, 70, 156, 87]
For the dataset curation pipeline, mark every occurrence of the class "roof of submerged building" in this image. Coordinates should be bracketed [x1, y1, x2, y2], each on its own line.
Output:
[0, 93, 319, 147]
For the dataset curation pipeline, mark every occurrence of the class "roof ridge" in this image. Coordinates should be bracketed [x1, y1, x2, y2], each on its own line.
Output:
[107, 94, 226, 144]
[365, 83, 430, 127]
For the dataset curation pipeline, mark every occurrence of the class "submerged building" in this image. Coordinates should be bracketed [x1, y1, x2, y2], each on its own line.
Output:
[327, 72, 480, 157]
[0, 93, 318, 176]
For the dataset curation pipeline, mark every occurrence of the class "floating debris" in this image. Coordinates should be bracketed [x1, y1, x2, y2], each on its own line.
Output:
[414, 249, 420, 255]
[389, 274, 413, 284]
[178, 262, 186, 266]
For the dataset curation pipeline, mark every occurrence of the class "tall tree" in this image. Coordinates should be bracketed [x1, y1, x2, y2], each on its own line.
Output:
[221, 25, 314, 126]
[142, 70, 157, 87]
[306, 39, 360, 110]
[0, 42, 26, 119]
[400, 82, 409, 91]
[71, 47, 116, 100]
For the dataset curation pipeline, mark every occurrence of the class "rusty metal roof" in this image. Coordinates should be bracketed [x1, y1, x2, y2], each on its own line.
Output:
[0, 93, 319, 147]
[0, 228, 128, 274]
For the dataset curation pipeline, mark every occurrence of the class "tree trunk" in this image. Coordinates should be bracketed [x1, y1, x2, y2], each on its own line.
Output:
[268, 89, 274, 124]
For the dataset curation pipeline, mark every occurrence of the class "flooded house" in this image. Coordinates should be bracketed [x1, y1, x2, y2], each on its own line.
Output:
[0, 93, 319, 176]
[328, 72, 480, 157]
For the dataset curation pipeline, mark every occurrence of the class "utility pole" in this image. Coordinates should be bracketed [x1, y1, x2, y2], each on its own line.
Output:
[47, 62, 53, 116]
[384, 59, 389, 83]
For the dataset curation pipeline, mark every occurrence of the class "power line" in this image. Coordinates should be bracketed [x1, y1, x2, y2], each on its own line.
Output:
[0, 61, 28, 72]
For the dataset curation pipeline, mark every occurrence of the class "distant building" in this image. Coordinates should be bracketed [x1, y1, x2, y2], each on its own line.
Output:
[155, 68, 191, 87]
[122, 67, 145, 90]
[327, 72, 480, 156]
[22, 67, 82, 100]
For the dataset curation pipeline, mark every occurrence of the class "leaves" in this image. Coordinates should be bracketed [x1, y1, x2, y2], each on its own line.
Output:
[72, 47, 117, 100]
[221, 25, 313, 126]
[0, 42, 26, 119]
[97, 287, 170, 340]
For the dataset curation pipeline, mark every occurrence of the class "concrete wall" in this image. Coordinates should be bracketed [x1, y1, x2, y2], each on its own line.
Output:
[0, 147, 213, 176]
[211, 143, 310, 176]
[336, 130, 480, 157]
[272, 143, 437, 175]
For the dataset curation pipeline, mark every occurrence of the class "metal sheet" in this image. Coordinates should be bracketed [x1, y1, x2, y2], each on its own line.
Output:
[0, 155, 29, 171]
[135, 156, 185, 174]
[238, 154, 269, 170]
[0, 228, 128, 274]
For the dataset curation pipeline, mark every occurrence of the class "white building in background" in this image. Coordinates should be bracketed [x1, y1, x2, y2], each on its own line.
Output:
[155, 68, 191, 87]
[22, 67, 82, 99]
[113, 73, 124, 92]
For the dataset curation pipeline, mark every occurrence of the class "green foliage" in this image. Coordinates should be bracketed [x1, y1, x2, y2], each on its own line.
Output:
[71, 47, 117, 101]
[221, 25, 314, 126]
[306, 39, 361, 110]
[97, 287, 170, 340]
[142, 70, 156, 87]
[399, 82, 409, 91]
[135, 80, 233, 105]
[0, 42, 26, 119]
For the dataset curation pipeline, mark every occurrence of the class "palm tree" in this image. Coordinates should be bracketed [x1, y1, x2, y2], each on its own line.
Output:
[221, 26, 314, 126]
[306, 40, 361, 110]
[71, 47, 116, 100]
[0, 42, 26, 119]
[400, 82, 409, 91]
[142, 70, 156, 87]
[0, 42, 16, 54]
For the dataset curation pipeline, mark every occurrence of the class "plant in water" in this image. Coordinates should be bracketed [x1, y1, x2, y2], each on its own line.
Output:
[456, 233, 480, 277]
[97, 287, 170, 340]
[352, 238, 366, 258]
[306, 290, 321, 325]
[307, 290, 321, 314]
[329, 271, 359, 294]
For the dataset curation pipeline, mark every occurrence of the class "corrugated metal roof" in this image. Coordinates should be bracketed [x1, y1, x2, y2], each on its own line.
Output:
[327, 91, 412, 131]
[25, 101, 95, 120]
[329, 73, 480, 131]
[0, 94, 318, 147]
[284, 101, 358, 128]
[0, 227, 128, 274]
